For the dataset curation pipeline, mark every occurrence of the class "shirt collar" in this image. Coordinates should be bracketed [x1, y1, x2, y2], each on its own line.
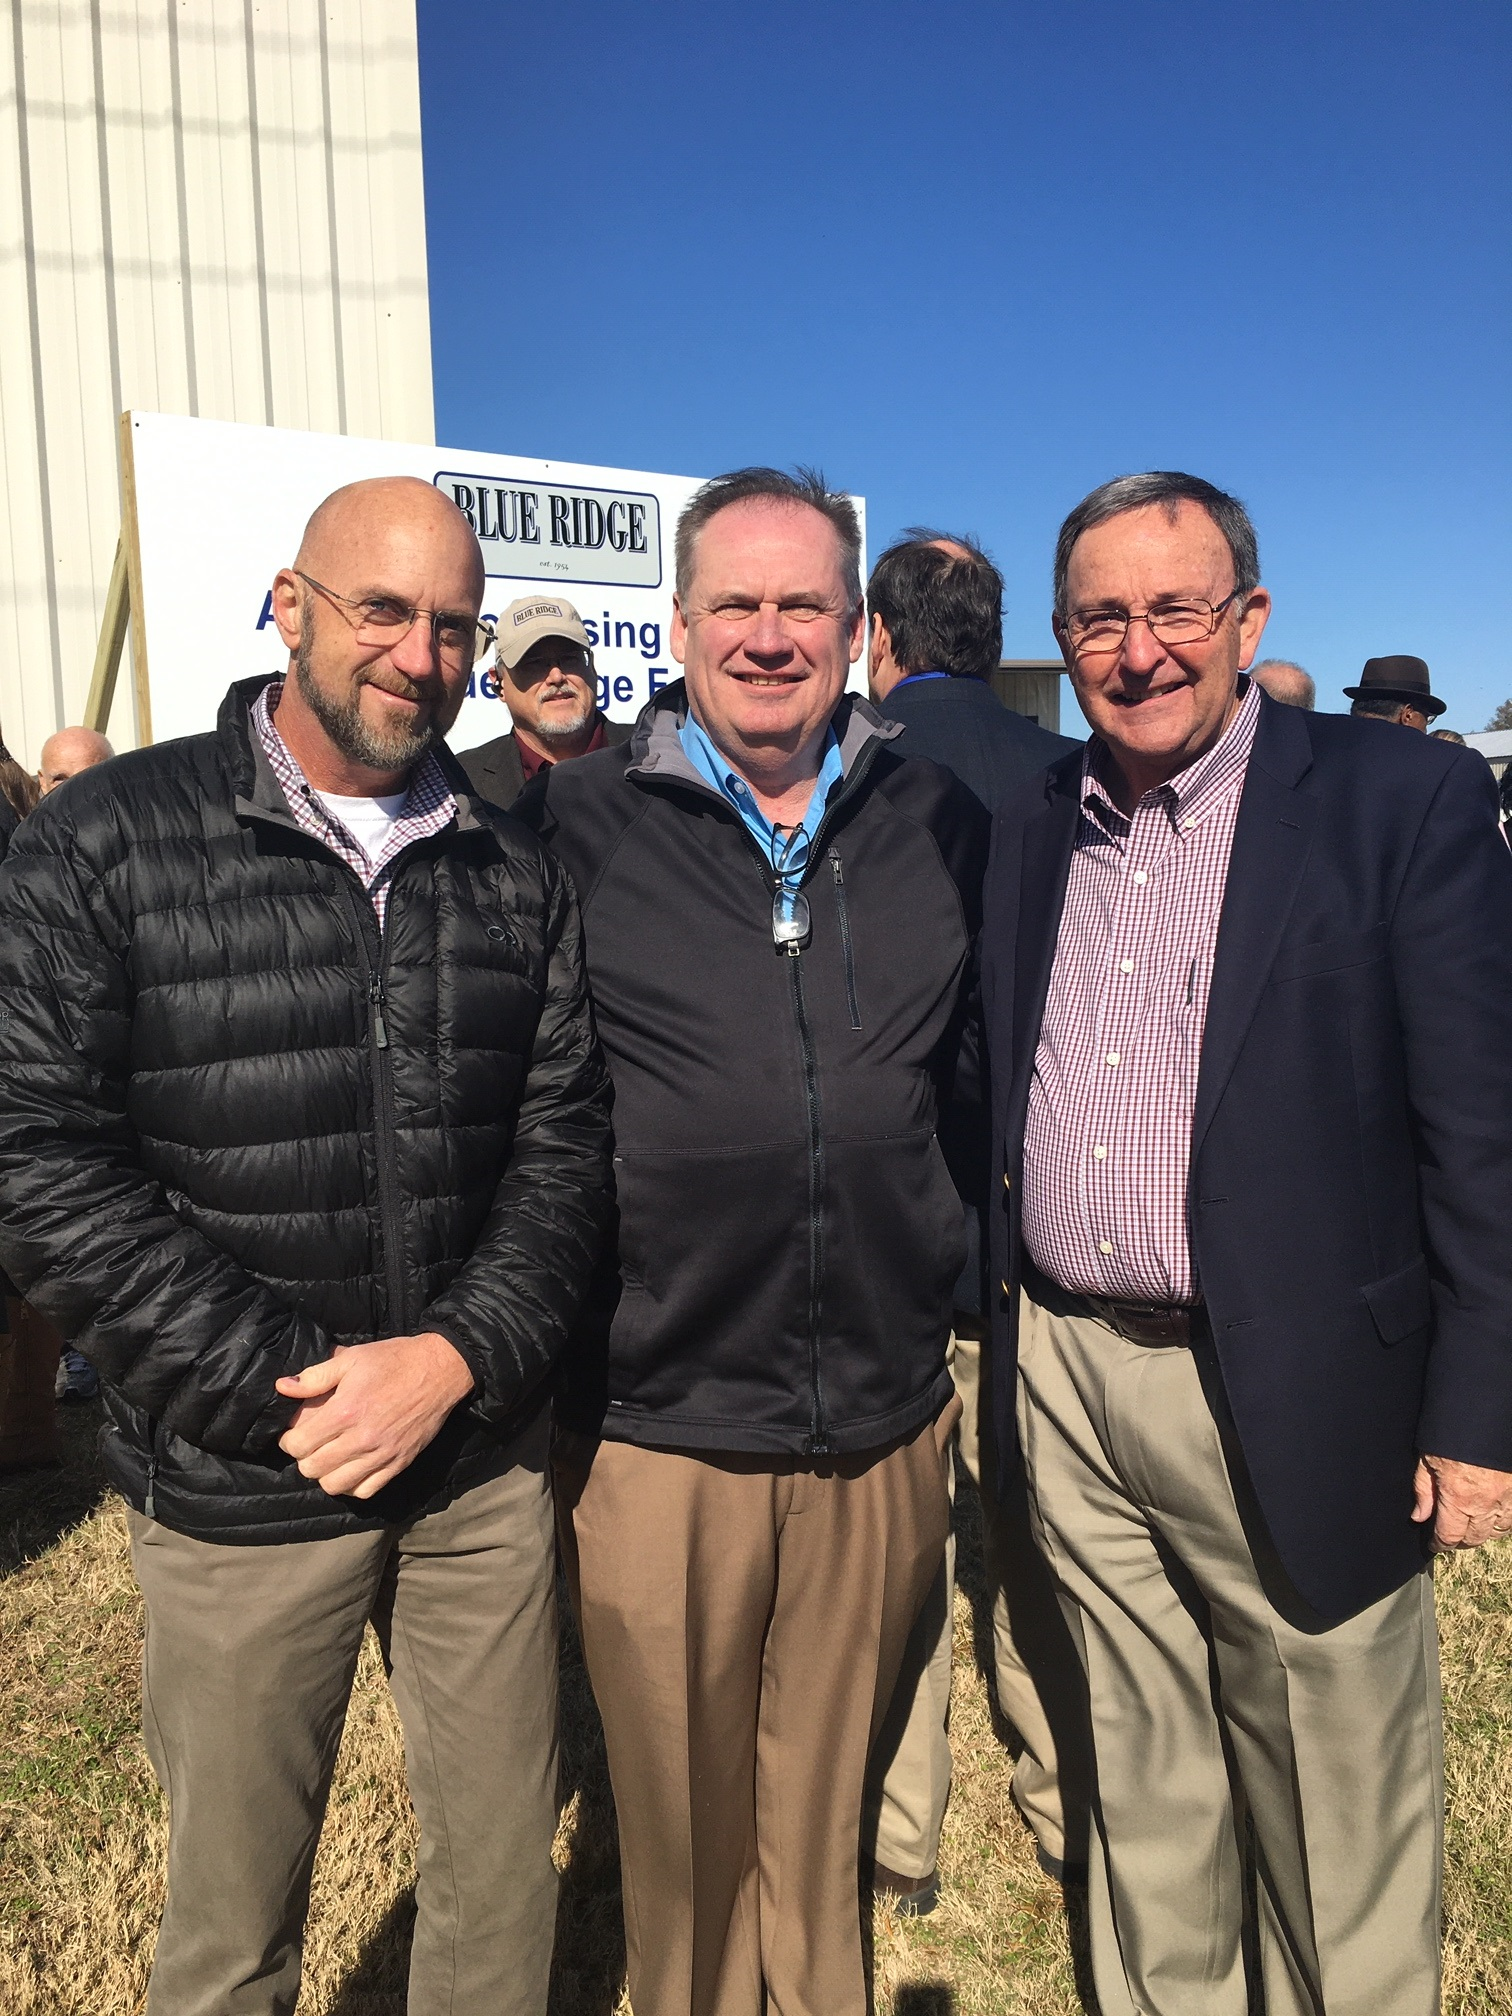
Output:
[1081, 676, 1261, 832]
[677, 711, 845, 859]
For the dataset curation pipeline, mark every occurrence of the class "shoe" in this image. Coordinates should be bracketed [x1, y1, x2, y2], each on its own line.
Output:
[55, 1348, 99, 1403]
[873, 1862, 940, 1917]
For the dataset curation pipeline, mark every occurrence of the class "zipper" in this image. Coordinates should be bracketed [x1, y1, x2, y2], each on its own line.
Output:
[143, 1454, 158, 1522]
[787, 948, 830, 1455]
[338, 880, 411, 1335]
[828, 849, 861, 1030]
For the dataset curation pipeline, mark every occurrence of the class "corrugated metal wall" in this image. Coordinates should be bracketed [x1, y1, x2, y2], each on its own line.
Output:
[0, 0, 434, 762]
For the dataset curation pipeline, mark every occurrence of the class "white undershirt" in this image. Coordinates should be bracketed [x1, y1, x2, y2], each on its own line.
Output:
[312, 789, 408, 868]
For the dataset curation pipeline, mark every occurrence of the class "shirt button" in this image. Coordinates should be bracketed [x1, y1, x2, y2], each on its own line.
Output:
[1098, 1239, 1114, 1255]
[1093, 1145, 1107, 1160]
[1132, 869, 1148, 886]
[1105, 1051, 1120, 1067]
[1119, 958, 1134, 974]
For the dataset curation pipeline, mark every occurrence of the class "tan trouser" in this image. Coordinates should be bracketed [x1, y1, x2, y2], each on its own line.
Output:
[869, 1322, 1090, 1876]
[555, 1409, 955, 2016]
[1017, 1285, 1443, 2016]
[0, 1296, 63, 1467]
[128, 1412, 559, 2016]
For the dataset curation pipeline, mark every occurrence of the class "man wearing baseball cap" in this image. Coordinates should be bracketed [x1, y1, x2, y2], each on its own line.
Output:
[1344, 654, 1445, 731]
[461, 595, 631, 808]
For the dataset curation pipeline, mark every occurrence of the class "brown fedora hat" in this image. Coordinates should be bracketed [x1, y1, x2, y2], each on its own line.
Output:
[1343, 654, 1445, 717]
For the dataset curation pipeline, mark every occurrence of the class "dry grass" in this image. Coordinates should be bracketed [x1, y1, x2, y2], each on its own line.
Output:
[1, 1411, 1508, 2014]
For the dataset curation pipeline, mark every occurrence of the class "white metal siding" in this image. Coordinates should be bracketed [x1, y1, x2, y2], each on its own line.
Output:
[0, 0, 434, 762]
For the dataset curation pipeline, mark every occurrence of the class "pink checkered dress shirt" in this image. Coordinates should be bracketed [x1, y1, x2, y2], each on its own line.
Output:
[1020, 680, 1262, 1306]
[250, 679, 456, 931]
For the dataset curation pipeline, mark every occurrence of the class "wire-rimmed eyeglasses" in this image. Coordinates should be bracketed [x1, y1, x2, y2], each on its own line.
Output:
[295, 571, 495, 666]
[1062, 590, 1241, 659]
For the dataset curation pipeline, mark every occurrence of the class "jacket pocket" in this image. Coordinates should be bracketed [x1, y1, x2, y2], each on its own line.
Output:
[1269, 923, 1387, 983]
[1360, 1253, 1432, 1346]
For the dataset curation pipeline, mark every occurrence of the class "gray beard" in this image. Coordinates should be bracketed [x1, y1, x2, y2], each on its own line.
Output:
[529, 694, 596, 742]
[295, 633, 438, 772]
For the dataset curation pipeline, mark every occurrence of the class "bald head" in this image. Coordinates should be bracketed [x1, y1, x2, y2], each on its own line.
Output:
[38, 726, 114, 795]
[1251, 659, 1315, 710]
[294, 476, 484, 600]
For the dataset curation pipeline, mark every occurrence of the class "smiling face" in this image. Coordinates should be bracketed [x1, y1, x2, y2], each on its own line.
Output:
[269, 477, 484, 792]
[1056, 499, 1271, 804]
[671, 498, 864, 776]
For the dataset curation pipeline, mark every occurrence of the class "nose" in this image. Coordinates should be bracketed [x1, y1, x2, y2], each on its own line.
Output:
[1119, 614, 1166, 676]
[390, 612, 443, 677]
[745, 602, 791, 661]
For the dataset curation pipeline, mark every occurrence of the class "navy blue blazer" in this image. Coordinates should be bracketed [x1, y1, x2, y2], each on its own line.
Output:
[982, 694, 1512, 1621]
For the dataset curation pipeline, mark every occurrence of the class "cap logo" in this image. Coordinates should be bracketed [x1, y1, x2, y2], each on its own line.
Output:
[512, 601, 566, 627]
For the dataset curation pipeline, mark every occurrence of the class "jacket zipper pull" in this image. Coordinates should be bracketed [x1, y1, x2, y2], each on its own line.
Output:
[829, 848, 843, 884]
[370, 977, 390, 1049]
[143, 1455, 157, 1522]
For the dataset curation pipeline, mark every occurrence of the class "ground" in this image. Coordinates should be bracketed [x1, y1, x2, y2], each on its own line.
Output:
[2, 1405, 1509, 2014]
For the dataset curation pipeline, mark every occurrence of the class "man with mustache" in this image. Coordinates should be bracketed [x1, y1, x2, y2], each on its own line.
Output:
[983, 469, 1512, 2014]
[0, 476, 613, 2016]
[461, 595, 631, 808]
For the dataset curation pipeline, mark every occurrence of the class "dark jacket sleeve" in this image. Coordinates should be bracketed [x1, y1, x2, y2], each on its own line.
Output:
[0, 816, 333, 1457]
[1398, 754, 1512, 1468]
[419, 849, 614, 1422]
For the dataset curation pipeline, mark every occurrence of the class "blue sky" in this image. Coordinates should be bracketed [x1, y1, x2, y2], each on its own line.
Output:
[418, 1, 1511, 735]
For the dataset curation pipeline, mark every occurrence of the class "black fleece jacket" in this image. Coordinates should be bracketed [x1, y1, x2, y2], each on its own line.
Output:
[515, 682, 989, 1457]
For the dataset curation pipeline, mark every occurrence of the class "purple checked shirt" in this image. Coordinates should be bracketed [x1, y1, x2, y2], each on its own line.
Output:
[1020, 679, 1261, 1305]
[250, 679, 456, 930]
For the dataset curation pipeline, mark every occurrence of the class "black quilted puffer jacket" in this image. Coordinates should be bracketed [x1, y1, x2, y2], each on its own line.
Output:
[0, 678, 613, 1543]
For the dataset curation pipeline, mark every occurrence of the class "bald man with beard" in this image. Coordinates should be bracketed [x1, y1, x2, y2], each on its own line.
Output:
[0, 478, 613, 2016]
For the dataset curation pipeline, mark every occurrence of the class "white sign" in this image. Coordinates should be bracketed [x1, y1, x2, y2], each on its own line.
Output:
[125, 412, 867, 751]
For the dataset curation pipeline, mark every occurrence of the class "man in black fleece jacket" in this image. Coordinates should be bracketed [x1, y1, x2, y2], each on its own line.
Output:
[517, 468, 987, 2016]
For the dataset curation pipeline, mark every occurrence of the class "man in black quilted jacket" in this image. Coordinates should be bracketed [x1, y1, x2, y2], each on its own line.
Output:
[518, 468, 989, 2016]
[0, 478, 612, 2016]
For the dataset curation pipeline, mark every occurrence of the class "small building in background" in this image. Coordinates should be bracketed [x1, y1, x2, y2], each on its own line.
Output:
[992, 658, 1069, 734]
[1465, 731, 1512, 787]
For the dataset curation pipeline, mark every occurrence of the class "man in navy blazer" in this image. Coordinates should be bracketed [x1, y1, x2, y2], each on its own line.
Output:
[982, 470, 1512, 2016]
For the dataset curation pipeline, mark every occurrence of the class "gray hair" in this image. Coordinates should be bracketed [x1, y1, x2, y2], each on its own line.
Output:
[675, 466, 863, 609]
[1053, 471, 1261, 617]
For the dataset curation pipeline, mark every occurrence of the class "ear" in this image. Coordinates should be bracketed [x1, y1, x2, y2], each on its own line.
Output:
[670, 593, 688, 666]
[846, 598, 866, 665]
[269, 570, 306, 653]
[868, 611, 889, 673]
[1051, 610, 1075, 670]
[1235, 587, 1273, 670]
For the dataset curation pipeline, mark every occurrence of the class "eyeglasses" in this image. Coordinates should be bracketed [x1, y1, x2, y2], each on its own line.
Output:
[295, 572, 495, 666]
[1063, 590, 1241, 659]
[770, 825, 812, 953]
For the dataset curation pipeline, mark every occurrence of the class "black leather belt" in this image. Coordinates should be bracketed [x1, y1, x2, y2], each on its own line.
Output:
[1020, 1262, 1208, 1347]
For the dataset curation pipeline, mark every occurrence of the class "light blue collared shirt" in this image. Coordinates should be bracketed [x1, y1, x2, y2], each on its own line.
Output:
[678, 712, 845, 928]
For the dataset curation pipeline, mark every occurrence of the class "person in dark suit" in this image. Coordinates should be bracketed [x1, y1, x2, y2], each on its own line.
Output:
[865, 530, 1089, 1911]
[459, 594, 631, 809]
[869, 529, 1078, 807]
[983, 470, 1512, 2015]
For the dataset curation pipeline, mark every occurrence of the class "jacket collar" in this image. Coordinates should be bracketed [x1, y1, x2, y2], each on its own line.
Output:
[220, 673, 492, 837]
[622, 676, 901, 803]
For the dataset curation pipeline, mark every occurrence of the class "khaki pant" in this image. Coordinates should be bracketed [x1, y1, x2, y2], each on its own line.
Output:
[555, 1409, 955, 2016]
[1017, 1284, 1443, 2016]
[869, 1322, 1090, 1877]
[128, 1412, 560, 2016]
[0, 1296, 63, 1467]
